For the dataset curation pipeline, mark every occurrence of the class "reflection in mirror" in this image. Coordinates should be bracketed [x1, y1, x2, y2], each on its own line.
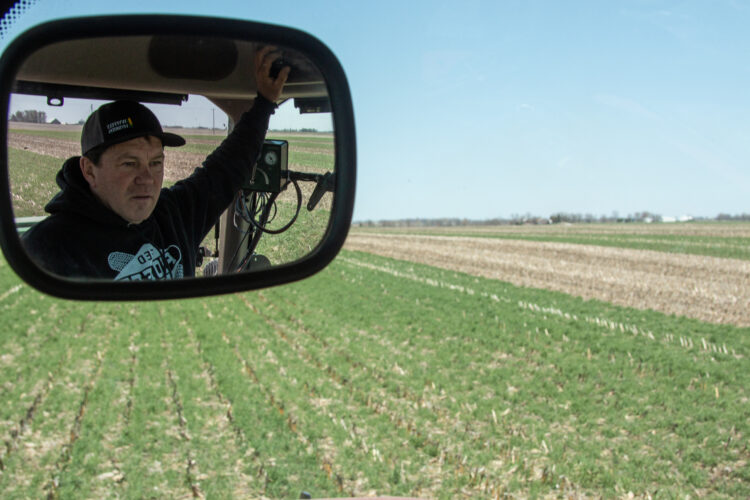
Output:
[7, 35, 335, 281]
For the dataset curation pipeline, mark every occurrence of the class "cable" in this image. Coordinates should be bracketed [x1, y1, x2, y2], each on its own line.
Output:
[248, 179, 303, 235]
[229, 176, 305, 272]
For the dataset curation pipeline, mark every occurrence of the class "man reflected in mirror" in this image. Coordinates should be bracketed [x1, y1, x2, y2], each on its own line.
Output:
[22, 46, 290, 280]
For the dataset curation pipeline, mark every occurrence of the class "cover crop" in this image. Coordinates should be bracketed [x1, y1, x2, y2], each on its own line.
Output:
[1, 250, 748, 498]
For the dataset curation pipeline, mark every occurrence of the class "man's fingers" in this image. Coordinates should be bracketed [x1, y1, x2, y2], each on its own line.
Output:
[254, 45, 288, 101]
[254, 45, 276, 67]
[255, 47, 281, 80]
[257, 47, 284, 77]
[275, 65, 291, 85]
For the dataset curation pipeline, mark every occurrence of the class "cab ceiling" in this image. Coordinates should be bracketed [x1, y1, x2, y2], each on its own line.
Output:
[14, 35, 327, 101]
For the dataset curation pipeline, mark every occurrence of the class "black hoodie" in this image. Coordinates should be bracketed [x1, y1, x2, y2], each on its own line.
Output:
[22, 96, 276, 280]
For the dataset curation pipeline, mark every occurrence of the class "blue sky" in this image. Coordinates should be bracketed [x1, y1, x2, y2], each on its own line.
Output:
[3, 0, 749, 221]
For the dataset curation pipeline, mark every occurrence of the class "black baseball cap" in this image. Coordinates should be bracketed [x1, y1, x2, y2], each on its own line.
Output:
[81, 100, 185, 155]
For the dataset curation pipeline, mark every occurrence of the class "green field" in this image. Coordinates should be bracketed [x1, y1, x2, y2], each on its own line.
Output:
[0, 247, 748, 498]
[176, 132, 334, 172]
[4, 125, 749, 497]
[8, 148, 61, 218]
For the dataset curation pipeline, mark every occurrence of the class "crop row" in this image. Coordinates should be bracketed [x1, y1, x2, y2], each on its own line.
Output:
[1, 250, 749, 497]
[264, 251, 750, 497]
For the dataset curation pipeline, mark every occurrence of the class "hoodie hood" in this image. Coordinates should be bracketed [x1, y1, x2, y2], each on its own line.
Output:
[45, 156, 142, 228]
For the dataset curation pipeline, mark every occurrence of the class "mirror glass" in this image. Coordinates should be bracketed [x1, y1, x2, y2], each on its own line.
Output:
[7, 35, 335, 280]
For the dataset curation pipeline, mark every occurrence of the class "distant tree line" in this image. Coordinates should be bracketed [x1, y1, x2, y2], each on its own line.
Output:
[716, 213, 750, 221]
[549, 211, 664, 224]
[353, 212, 750, 227]
[9, 109, 47, 123]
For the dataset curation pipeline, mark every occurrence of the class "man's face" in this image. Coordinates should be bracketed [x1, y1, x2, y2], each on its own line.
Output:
[81, 136, 164, 224]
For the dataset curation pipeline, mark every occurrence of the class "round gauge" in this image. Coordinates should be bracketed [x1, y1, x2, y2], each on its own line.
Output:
[264, 150, 278, 166]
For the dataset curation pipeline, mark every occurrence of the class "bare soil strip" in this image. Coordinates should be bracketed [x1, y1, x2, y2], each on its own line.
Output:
[9, 133, 333, 211]
[345, 233, 750, 327]
[9, 133, 79, 159]
[10, 132, 208, 183]
[357, 223, 750, 238]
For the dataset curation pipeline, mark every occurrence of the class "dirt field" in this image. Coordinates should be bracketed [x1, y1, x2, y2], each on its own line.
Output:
[8, 130, 332, 210]
[345, 232, 750, 327]
[353, 222, 750, 238]
[8, 121, 220, 135]
[9, 132, 80, 158]
[9, 131, 205, 182]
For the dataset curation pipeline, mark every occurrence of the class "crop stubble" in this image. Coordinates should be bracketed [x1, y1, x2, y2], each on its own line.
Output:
[345, 233, 750, 327]
[9, 131, 332, 211]
[356, 223, 750, 238]
[9, 132, 217, 183]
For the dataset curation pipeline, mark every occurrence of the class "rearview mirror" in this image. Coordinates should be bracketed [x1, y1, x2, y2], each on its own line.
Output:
[0, 15, 356, 300]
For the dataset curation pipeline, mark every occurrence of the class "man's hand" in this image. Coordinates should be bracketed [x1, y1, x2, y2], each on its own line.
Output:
[255, 46, 290, 102]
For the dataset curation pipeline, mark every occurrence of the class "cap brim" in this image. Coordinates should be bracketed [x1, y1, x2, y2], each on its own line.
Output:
[83, 131, 186, 156]
[160, 132, 186, 148]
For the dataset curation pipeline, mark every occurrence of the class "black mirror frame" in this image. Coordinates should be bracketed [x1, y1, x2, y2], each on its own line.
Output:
[0, 14, 356, 300]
